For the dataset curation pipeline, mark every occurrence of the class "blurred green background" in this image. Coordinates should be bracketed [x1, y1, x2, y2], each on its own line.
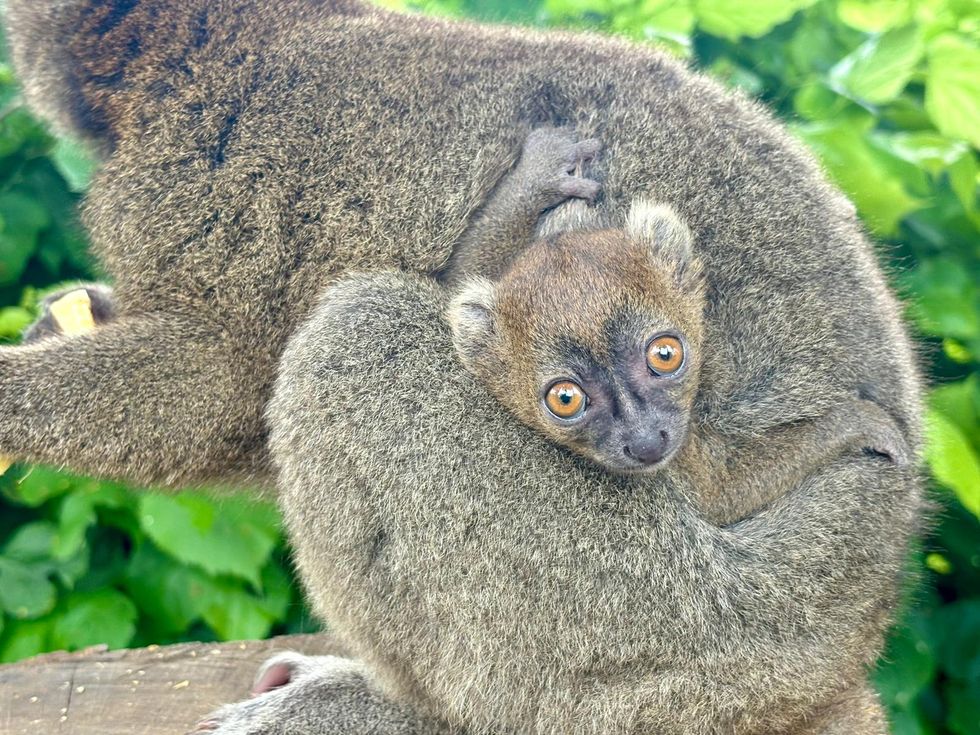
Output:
[0, 0, 977, 732]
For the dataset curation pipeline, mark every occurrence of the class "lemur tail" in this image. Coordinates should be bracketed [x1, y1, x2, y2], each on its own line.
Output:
[4, 0, 368, 153]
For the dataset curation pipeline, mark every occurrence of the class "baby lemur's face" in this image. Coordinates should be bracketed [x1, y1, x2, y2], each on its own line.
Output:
[450, 202, 705, 474]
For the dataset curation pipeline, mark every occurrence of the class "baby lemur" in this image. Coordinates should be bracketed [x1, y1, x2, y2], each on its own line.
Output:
[260, 270, 915, 735]
[445, 136, 906, 524]
[446, 134, 705, 475]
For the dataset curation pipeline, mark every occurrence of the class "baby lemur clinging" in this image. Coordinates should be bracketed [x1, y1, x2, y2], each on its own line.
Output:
[446, 130, 704, 474]
[445, 133, 908, 523]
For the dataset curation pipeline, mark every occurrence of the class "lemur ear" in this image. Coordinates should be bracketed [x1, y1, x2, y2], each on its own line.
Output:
[625, 200, 699, 285]
[446, 278, 499, 373]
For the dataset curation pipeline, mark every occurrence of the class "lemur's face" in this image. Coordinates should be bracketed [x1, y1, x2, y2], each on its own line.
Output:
[450, 227, 705, 475]
[528, 318, 697, 473]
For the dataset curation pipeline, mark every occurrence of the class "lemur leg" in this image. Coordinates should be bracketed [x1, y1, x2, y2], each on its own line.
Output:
[21, 284, 116, 343]
[0, 314, 270, 488]
[691, 397, 911, 525]
[192, 654, 447, 735]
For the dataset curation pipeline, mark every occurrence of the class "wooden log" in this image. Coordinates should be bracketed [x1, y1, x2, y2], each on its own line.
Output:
[0, 634, 345, 734]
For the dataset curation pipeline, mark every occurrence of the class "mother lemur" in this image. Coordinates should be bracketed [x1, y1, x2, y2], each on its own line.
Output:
[4, 1, 922, 733]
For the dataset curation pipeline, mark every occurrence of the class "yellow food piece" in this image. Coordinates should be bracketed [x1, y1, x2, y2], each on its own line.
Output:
[0, 291, 98, 475]
[50, 289, 96, 335]
[0, 290, 99, 475]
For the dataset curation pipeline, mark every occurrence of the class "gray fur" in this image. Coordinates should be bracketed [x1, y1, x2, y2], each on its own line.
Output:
[265, 272, 919, 734]
[2, 0, 924, 731]
[438, 126, 600, 285]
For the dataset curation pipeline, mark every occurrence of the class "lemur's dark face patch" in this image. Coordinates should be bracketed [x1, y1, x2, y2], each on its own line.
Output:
[482, 228, 705, 474]
[529, 312, 697, 473]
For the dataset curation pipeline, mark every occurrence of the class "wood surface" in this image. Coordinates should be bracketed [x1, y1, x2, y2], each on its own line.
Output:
[0, 634, 344, 734]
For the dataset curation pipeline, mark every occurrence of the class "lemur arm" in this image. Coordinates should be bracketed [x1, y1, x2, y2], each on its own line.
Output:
[438, 127, 600, 285]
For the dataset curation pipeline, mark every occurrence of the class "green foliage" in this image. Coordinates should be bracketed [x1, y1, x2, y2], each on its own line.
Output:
[0, 1, 978, 732]
[0, 465, 314, 663]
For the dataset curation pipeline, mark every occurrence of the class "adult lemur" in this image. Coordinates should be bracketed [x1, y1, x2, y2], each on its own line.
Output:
[4, 0, 922, 732]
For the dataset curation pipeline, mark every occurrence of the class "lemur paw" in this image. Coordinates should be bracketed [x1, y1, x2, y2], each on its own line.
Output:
[21, 284, 115, 343]
[520, 127, 601, 208]
[190, 653, 426, 735]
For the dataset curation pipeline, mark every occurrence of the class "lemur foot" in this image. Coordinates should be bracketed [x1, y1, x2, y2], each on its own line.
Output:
[190, 653, 434, 735]
[21, 284, 115, 343]
[519, 127, 601, 208]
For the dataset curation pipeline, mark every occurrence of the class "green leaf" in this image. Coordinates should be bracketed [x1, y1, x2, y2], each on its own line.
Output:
[879, 97, 936, 131]
[925, 408, 980, 518]
[930, 377, 980, 448]
[836, 0, 914, 33]
[0, 618, 53, 663]
[2, 521, 57, 562]
[0, 306, 32, 339]
[925, 552, 953, 575]
[903, 257, 980, 341]
[793, 82, 852, 121]
[50, 589, 137, 650]
[5, 466, 76, 507]
[542, 0, 607, 19]
[256, 560, 294, 621]
[871, 131, 972, 177]
[0, 191, 50, 286]
[609, 0, 695, 51]
[945, 678, 980, 735]
[936, 599, 980, 680]
[692, 0, 817, 40]
[925, 33, 980, 148]
[887, 697, 940, 735]
[829, 25, 924, 105]
[200, 578, 277, 641]
[53, 491, 98, 560]
[0, 558, 57, 619]
[947, 149, 978, 214]
[1, 519, 89, 590]
[876, 620, 938, 707]
[788, 13, 846, 75]
[125, 543, 209, 634]
[139, 493, 280, 587]
[709, 57, 765, 94]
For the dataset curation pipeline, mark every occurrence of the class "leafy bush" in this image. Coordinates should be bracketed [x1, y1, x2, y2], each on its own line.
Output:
[0, 1, 977, 733]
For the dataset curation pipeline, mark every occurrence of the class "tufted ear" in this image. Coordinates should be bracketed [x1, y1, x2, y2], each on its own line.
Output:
[446, 277, 499, 374]
[625, 199, 699, 285]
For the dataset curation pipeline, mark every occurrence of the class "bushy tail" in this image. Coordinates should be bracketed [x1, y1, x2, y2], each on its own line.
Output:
[3, 0, 369, 153]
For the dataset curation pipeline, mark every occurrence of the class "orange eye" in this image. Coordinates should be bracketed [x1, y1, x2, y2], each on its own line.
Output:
[646, 335, 684, 375]
[544, 380, 588, 420]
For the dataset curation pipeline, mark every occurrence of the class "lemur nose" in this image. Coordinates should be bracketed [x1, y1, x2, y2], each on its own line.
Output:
[624, 431, 669, 465]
